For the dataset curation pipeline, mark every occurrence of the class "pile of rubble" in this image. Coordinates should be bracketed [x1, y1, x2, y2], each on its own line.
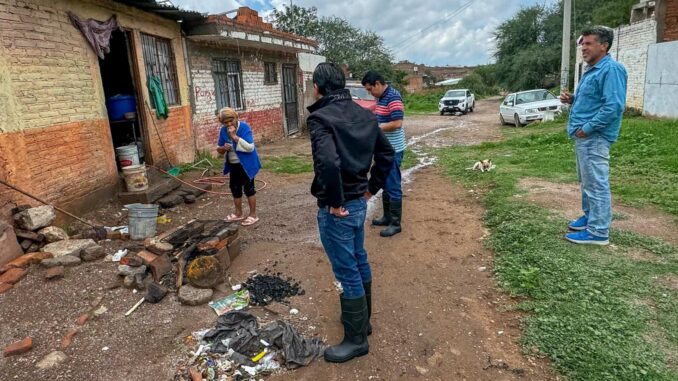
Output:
[0, 205, 107, 294]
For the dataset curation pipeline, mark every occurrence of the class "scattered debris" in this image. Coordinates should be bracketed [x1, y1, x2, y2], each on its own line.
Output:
[208, 290, 250, 315]
[40, 256, 81, 268]
[289, 308, 299, 315]
[93, 306, 108, 317]
[415, 365, 429, 376]
[38, 226, 69, 243]
[0, 268, 27, 284]
[45, 266, 65, 280]
[125, 297, 146, 316]
[3, 337, 33, 357]
[81, 245, 106, 262]
[179, 284, 214, 306]
[145, 282, 168, 304]
[231, 284, 242, 291]
[61, 329, 78, 349]
[111, 249, 128, 262]
[244, 273, 304, 306]
[427, 351, 444, 367]
[36, 351, 67, 369]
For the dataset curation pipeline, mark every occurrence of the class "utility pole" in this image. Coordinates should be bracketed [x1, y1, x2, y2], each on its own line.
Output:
[560, 0, 572, 92]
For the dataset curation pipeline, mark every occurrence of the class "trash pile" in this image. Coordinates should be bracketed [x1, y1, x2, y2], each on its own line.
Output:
[244, 273, 305, 306]
[174, 311, 326, 380]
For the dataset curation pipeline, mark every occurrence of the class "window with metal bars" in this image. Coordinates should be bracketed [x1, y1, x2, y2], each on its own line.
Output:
[213, 59, 244, 111]
[264, 62, 278, 85]
[141, 33, 180, 106]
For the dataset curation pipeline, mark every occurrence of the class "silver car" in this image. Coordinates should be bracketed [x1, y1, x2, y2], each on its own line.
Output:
[499, 89, 562, 126]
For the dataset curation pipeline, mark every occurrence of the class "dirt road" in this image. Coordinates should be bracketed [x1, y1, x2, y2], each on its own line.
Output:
[0, 99, 557, 380]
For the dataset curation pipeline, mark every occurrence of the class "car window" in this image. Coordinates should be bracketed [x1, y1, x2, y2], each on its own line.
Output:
[515, 90, 556, 105]
[347, 87, 375, 100]
[466, 91, 470, 97]
[504, 95, 514, 105]
[445, 90, 466, 97]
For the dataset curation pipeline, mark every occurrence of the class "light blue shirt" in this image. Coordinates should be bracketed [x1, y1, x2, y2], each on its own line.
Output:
[568, 54, 628, 143]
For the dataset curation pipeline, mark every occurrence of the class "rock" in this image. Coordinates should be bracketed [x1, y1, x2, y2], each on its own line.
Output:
[158, 194, 184, 208]
[0, 283, 13, 294]
[38, 226, 69, 243]
[183, 194, 197, 204]
[10, 204, 31, 215]
[41, 256, 81, 268]
[427, 352, 444, 367]
[450, 348, 461, 356]
[80, 245, 106, 262]
[123, 275, 136, 288]
[0, 268, 27, 284]
[415, 366, 429, 376]
[144, 239, 173, 256]
[478, 266, 487, 272]
[0, 221, 23, 269]
[186, 256, 222, 289]
[13, 206, 55, 231]
[178, 284, 213, 306]
[148, 254, 172, 282]
[145, 282, 168, 303]
[45, 266, 65, 280]
[120, 255, 144, 267]
[289, 308, 299, 315]
[3, 337, 33, 357]
[118, 264, 147, 277]
[36, 351, 67, 369]
[41, 239, 96, 258]
[61, 329, 78, 349]
[93, 306, 108, 317]
[179, 184, 210, 197]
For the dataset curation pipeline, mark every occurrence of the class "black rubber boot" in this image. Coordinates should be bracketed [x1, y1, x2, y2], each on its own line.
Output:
[364, 281, 373, 336]
[380, 200, 402, 237]
[324, 296, 369, 363]
[371, 195, 391, 226]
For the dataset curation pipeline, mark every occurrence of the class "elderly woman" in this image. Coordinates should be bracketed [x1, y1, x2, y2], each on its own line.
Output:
[216, 108, 262, 226]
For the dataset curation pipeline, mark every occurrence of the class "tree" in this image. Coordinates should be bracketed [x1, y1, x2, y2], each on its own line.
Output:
[270, 5, 398, 84]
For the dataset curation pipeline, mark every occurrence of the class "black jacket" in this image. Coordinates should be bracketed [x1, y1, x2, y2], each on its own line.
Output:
[307, 89, 395, 208]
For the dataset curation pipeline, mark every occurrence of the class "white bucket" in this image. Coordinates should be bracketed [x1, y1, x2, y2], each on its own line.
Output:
[116, 145, 140, 168]
[122, 164, 149, 192]
[125, 203, 159, 240]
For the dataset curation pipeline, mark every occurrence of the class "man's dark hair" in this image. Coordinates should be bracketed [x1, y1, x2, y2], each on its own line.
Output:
[361, 71, 386, 86]
[581, 26, 614, 52]
[313, 62, 345, 96]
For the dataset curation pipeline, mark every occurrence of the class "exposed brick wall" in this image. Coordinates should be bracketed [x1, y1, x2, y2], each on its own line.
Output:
[188, 42, 300, 150]
[664, 0, 678, 41]
[0, 0, 194, 221]
[574, 18, 657, 110]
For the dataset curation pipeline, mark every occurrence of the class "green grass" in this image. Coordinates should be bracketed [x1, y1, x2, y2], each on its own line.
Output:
[401, 148, 418, 170]
[436, 117, 678, 380]
[262, 154, 313, 174]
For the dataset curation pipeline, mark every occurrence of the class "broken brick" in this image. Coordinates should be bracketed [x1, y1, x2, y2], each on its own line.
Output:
[136, 250, 159, 265]
[189, 367, 203, 381]
[149, 254, 172, 282]
[61, 329, 78, 349]
[0, 282, 13, 294]
[75, 314, 89, 326]
[3, 337, 33, 357]
[144, 239, 173, 256]
[45, 266, 64, 280]
[5, 252, 53, 269]
[0, 268, 27, 284]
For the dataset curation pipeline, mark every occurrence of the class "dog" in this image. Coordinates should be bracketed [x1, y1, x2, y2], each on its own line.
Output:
[467, 159, 495, 172]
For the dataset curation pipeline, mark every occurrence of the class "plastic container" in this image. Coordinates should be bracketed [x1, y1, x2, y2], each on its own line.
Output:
[115, 145, 140, 168]
[125, 203, 159, 240]
[121, 164, 149, 192]
[106, 95, 136, 121]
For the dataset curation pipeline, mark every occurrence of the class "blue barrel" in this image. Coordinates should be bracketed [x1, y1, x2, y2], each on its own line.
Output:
[106, 95, 136, 121]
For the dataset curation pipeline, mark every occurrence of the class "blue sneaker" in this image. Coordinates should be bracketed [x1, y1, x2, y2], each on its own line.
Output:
[568, 215, 588, 231]
[565, 231, 609, 246]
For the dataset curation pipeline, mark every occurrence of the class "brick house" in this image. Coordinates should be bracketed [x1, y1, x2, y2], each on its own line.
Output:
[0, 0, 201, 221]
[184, 7, 321, 152]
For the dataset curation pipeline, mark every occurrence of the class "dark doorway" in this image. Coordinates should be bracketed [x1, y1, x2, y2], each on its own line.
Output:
[282, 65, 299, 135]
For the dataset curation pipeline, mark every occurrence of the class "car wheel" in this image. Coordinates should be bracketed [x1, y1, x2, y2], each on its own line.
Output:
[499, 114, 508, 125]
[462, 106, 468, 115]
[470, 103, 474, 112]
[440, 110, 445, 116]
[514, 114, 524, 127]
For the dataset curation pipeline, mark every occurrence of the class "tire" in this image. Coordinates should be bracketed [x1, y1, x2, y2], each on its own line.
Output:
[499, 114, 508, 126]
[440, 110, 445, 116]
[470, 102, 474, 112]
[514, 114, 524, 127]
[462, 105, 468, 115]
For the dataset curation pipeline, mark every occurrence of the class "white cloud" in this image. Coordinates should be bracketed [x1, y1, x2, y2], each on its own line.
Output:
[172, 0, 545, 66]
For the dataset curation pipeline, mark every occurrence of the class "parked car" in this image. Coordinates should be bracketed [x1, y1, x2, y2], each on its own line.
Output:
[499, 89, 562, 126]
[345, 81, 377, 112]
[439, 89, 475, 115]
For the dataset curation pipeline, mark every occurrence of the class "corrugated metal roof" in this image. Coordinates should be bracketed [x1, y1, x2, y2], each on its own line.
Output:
[112, 0, 205, 23]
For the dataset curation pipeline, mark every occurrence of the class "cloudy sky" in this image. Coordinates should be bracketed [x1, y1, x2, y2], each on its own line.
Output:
[172, 0, 554, 67]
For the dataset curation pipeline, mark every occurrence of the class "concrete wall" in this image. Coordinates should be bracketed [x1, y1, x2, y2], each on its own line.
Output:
[643, 40, 678, 117]
[0, 0, 194, 221]
[574, 18, 657, 110]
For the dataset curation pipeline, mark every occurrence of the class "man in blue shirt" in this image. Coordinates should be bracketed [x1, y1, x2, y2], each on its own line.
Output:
[560, 26, 628, 245]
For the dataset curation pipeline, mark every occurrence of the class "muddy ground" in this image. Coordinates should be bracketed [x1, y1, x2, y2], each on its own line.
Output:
[1, 98, 566, 380]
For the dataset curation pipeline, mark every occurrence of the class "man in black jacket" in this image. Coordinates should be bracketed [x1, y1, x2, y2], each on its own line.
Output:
[307, 62, 394, 363]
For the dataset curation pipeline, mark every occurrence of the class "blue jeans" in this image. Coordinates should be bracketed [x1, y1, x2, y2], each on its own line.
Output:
[384, 151, 404, 201]
[317, 198, 371, 298]
[575, 135, 612, 238]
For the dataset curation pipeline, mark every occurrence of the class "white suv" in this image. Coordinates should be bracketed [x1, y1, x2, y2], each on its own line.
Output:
[439, 89, 475, 115]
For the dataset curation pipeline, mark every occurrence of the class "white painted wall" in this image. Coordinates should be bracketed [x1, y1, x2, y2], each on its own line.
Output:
[643, 40, 678, 118]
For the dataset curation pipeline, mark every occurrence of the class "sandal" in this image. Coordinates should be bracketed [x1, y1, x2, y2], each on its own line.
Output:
[225, 213, 245, 222]
[241, 216, 259, 226]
